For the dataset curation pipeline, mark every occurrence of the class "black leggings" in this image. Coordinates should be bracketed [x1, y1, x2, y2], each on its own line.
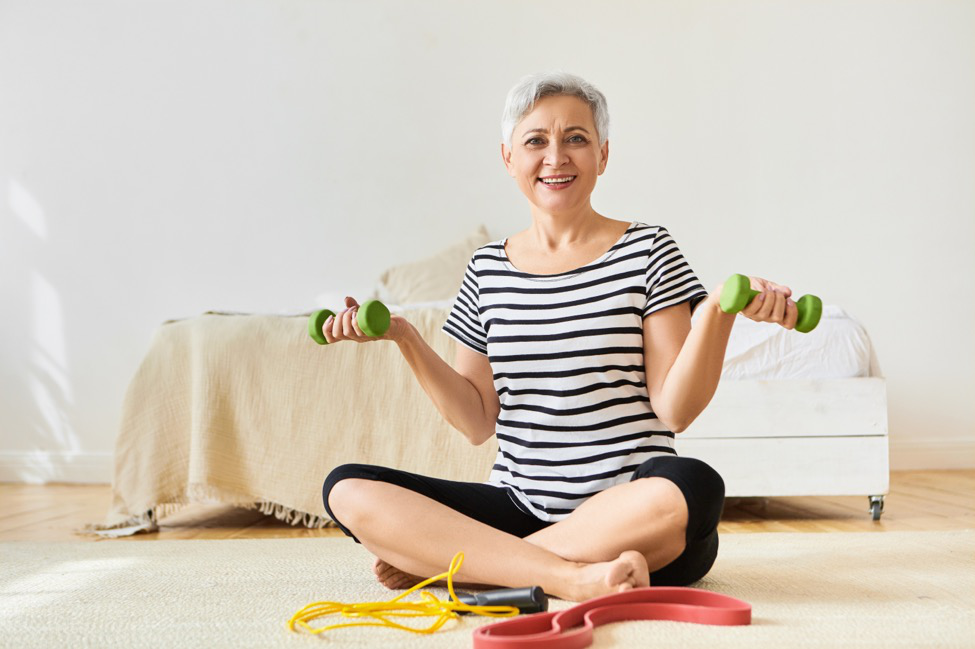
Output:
[322, 455, 725, 586]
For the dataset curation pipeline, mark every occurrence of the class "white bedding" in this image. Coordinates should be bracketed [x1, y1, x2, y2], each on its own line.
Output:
[697, 305, 881, 380]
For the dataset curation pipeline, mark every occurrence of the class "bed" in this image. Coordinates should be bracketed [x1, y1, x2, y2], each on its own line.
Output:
[90, 227, 888, 536]
[679, 306, 889, 520]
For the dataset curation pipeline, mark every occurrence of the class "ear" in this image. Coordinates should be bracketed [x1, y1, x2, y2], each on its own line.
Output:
[501, 142, 515, 177]
[597, 139, 609, 175]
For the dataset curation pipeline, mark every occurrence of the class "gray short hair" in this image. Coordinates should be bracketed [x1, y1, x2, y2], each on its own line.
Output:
[501, 71, 610, 147]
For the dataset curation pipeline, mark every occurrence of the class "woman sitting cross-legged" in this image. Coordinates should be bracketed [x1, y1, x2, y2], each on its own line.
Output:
[320, 71, 801, 602]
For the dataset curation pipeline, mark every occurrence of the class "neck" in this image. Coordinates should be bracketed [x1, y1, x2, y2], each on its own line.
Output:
[527, 204, 605, 252]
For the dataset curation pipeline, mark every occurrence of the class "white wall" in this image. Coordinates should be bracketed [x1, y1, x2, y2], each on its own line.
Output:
[1, 0, 972, 482]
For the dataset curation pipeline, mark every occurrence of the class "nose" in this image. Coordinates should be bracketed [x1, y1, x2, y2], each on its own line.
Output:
[542, 140, 569, 168]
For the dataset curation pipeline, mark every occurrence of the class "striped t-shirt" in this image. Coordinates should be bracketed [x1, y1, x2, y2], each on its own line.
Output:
[442, 222, 708, 522]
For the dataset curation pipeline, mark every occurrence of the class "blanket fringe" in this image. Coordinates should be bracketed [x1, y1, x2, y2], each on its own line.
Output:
[82, 509, 161, 538]
[83, 484, 333, 537]
[249, 500, 331, 529]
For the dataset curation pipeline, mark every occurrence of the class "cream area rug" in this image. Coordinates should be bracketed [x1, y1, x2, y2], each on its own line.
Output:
[1, 531, 972, 648]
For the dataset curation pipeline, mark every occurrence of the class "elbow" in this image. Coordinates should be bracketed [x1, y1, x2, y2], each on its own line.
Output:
[652, 394, 706, 435]
[670, 411, 704, 434]
[664, 417, 689, 435]
[454, 421, 495, 446]
[467, 425, 496, 446]
[656, 407, 697, 435]
[651, 392, 685, 435]
[467, 406, 499, 446]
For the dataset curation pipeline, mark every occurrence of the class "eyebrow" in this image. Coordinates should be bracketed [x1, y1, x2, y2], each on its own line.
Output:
[522, 126, 591, 136]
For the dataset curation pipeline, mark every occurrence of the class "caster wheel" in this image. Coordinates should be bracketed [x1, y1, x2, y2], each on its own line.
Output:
[869, 496, 885, 521]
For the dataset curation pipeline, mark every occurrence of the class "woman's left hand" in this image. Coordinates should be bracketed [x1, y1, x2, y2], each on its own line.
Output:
[716, 276, 798, 330]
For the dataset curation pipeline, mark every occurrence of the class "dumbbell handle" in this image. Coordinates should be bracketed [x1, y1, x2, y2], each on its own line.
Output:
[307, 299, 391, 345]
[719, 273, 822, 334]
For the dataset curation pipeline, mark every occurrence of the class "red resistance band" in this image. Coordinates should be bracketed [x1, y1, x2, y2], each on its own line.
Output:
[472, 586, 751, 649]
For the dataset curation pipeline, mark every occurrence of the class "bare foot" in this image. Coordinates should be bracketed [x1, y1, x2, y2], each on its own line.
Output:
[372, 557, 496, 592]
[566, 551, 649, 602]
[373, 557, 425, 590]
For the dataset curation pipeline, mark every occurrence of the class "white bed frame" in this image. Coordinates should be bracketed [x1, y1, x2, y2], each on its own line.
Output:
[677, 377, 889, 519]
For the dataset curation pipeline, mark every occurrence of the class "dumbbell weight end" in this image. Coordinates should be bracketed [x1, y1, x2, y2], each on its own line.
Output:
[308, 309, 336, 345]
[719, 274, 761, 314]
[357, 299, 391, 338]
[794, 294, 823, 334]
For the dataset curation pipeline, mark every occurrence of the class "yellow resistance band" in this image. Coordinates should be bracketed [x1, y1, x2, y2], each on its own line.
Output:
[287, 552, 520, 636]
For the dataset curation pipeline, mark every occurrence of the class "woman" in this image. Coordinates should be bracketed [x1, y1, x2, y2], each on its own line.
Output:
[320, 72, 799, 602]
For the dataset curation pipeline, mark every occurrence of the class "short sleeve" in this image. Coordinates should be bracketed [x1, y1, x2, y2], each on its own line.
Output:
[644, 227, 709, 318]
[442, 255, 488, 355]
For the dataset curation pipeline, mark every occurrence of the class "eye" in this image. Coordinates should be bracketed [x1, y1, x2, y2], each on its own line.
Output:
[567, 134, 588, 144]
[525, 137, 545, 146]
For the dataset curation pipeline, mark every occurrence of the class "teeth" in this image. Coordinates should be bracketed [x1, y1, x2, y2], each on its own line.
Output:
[541, 177, 575, 184]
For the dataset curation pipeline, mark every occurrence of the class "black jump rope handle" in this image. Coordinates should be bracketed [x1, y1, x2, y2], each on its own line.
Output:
[455, 586, 548, 615]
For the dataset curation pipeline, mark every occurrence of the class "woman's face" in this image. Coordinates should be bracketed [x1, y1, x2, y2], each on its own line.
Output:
[502, 94, 609, 217]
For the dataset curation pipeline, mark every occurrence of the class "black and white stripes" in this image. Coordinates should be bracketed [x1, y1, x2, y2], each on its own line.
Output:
[442, 223, 708, 521]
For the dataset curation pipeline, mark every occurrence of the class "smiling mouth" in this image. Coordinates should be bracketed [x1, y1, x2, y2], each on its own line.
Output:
[537, 175, 577, 189]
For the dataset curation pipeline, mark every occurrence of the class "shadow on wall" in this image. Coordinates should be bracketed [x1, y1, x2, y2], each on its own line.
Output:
[5, 178, 82, 480]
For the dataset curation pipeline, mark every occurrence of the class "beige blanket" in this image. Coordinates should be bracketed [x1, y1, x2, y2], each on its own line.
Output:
[90, 306, 497, 535]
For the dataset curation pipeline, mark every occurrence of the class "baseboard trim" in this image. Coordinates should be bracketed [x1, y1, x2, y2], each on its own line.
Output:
[889, 438, 975, 471]
[0, 451, 113, 483]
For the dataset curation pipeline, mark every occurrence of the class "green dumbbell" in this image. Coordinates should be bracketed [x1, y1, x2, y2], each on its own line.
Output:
[719, 273, 822, 333]
[307, 300, 391, 345]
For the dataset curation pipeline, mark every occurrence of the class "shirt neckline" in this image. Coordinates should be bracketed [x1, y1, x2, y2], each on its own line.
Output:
[500, 222, 639, 281]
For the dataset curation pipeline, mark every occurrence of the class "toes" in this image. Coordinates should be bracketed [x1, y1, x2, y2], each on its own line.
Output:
[374, 559, 404, 589]
[388, 575, 411, 590]
[371, 557, 425, 591]
[622, 551, 650, 588]
[375, 561, 404, 582]
[605, 552, 650, 591]
[374, 564, 416, 590]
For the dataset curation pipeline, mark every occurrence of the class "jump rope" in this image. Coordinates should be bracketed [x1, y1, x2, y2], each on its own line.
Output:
[287, 551, 527, 635]
[295, 273, 809, 643]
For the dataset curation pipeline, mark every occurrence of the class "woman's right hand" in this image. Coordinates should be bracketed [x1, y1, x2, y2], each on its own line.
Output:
[734, 276, 799, 330]
[321, 296, 409, 344]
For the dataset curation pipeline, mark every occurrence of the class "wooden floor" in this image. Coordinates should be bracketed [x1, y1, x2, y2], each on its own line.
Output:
[0, 470, 972, 542]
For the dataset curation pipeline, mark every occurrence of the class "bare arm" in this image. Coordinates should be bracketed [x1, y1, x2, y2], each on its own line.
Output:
[322, 298, 499, 445]
[395, 324, 499, 445]
[643, 296, 734, 433]
[644, 278, 798, 432]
